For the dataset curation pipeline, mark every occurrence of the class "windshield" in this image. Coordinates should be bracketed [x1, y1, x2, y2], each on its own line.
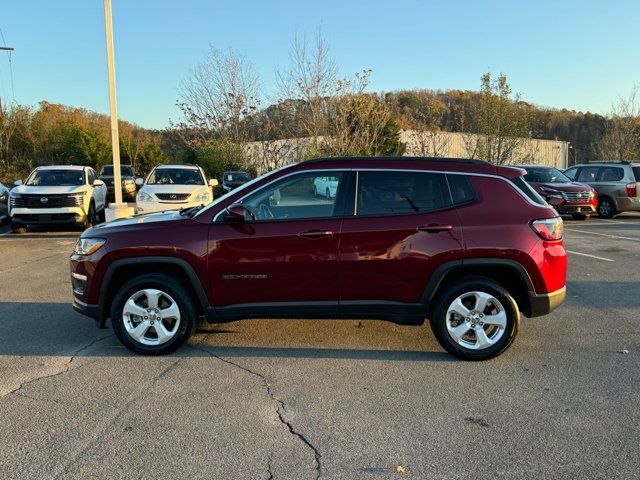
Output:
[147, 168, 204, 185]
[523, 167, 571, 184]
[224, 172, 251, 182]
[26, 169, 84, 187]
[101, 166, 134, 177]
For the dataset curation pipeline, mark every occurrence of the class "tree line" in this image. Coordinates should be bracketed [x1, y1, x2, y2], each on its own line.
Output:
[1, 30, 638, 184]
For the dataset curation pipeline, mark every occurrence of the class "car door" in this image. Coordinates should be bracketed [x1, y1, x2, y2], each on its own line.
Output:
[337, 169, 463, 314]
[596, 166, 626, 207]
[207, 169, 351, 316]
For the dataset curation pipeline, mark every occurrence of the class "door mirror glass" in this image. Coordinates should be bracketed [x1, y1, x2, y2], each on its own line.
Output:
[135, 178, 144, 187]
[14, 179, 23, 186]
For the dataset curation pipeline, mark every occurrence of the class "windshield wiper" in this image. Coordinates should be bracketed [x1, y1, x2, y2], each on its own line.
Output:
[179, 205, 205, 218]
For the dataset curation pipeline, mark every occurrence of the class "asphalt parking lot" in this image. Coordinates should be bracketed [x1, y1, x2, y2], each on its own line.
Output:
[0, 215, 639, 480]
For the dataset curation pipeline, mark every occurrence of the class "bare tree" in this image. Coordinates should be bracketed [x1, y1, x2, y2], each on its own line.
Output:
[276, 29, 338, 147]
[177, 47, 261, 145]
[593, 85, 640, 160]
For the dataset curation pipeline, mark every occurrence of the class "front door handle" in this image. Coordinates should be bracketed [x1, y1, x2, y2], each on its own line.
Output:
[298, 229, 334, 239]
[417, 224, 453, 233]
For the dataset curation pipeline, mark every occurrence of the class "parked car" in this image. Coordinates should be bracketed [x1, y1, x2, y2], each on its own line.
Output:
[136, 164, 218, 214]
[9, 165, 107, 234]
[517, 165, 597, 220]
[313, 175, 340, 198]
[71, 157, 566, 360]
[0, 182, 9, 224]
[98, 164, 137, 201]
[563, 161, 640, 218]
[221, 171, 252, 193]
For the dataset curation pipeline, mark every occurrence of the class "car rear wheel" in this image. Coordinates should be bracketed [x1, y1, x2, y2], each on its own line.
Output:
[111, 273, 197, 355]
[430, 278, 520, 360]
[597, 198, 616, 219]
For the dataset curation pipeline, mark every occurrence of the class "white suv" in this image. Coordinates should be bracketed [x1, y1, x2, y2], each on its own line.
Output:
[9, 165, 107, 233]
[136, 164, 218, 214]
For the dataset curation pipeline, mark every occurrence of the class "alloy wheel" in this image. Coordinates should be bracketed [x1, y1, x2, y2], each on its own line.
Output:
[445, 291, 507, 350]
[122, 289, 181, 346]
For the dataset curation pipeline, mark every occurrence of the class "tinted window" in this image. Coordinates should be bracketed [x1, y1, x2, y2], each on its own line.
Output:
[523, 167, 571, 183]
[633, 167, 640, 181]
[576, 166, 600, 182]
[356, 171, 449, 216]
[242, 171, 345, 221]
[447, 174, 475, 205]
[512, 176, 546, 205]
[148, 168, 204, 185]
[100, 166, 134, 176]
[87, 169, 95, 185]
[598, 167, 624, 182]
[224, 172, 251, 182]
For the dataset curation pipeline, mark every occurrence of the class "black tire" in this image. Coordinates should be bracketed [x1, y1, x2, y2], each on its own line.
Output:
[429, 277, 520, 360]
[10, 220, 27, 234]
[572, 214, 589, 221]
[80, 202, 97, 230]
[597, 198, 616, 219]
[97, 206, 106, 224]
[111, 273, 198, 355]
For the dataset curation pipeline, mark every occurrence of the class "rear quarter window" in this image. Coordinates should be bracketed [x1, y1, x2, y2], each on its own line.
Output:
[446, 174, 475, 205]
[512, 176, 547, 206]
[632, 167, 640, 181]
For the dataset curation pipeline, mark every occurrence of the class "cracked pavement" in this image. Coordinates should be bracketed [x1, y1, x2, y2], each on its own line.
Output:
[1, 218, 640, 479]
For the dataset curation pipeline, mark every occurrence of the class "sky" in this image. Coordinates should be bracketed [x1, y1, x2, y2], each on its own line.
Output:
[1, 0, 639, 129]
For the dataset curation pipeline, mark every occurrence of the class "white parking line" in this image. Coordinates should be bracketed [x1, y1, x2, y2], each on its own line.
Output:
[566, 250, 614, 262]
[565, 228, 640, 242]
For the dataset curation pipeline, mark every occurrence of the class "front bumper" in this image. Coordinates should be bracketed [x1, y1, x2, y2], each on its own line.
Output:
[557, 204, 596, 215]
[137, 200, 204, 214]
[525, 286, 566, 318]
[72, 296, 101, 320]
[11, 207, 87, 225]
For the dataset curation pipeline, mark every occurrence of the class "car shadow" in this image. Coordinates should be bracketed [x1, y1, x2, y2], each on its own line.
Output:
[0, 302, 453, 362]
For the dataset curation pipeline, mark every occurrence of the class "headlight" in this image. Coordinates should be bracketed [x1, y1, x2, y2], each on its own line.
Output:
[137, 191, 153, 202]
[124, 178, 135, 185]
[73, 238, 106, 256]
[194, 191, 210, 203]
[589, 189, 596, 199]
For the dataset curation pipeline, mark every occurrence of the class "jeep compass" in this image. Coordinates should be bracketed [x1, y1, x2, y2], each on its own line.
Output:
[70, 157, 567, 360]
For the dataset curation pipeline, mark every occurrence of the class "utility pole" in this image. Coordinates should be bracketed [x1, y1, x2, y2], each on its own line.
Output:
[103, 0, 133, 221]
[0, 45, 14, 114]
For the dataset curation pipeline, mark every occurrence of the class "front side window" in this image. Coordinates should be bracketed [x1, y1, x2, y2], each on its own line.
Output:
[355, 171, 449, 216]
[147, 168, 204, 185]
[241, 171, 345, 221]
[598, 167, 624, 182]
[87, 170, 95, 185]
[564, 167, 578, 180]
[576, 166, 600, 182]
[26, 169, 85, 187]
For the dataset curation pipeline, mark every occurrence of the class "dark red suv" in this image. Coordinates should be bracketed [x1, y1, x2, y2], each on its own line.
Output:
[70, 157, 567, 360]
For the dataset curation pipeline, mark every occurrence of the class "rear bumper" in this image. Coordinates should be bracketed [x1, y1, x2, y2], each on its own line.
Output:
[613, 196, 640, 212]
[525, 286, 566, 317]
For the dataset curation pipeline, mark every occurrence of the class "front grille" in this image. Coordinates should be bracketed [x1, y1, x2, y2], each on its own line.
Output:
[155, 193, 190, 201]
[10, 193, 84, 208]
[563, 191, 591, 202]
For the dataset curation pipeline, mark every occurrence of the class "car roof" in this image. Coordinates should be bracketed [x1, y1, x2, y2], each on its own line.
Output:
[36, 165, 86, 171]
[294, 156, 524, 179]
[155, 164, 200, 170]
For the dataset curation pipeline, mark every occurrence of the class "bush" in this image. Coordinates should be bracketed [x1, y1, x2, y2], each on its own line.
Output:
[193, 140, 254, 180]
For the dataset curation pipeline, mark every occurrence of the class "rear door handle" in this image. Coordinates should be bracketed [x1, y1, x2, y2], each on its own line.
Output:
[298, 229, 334, 239]
[417, 224, 453, 233]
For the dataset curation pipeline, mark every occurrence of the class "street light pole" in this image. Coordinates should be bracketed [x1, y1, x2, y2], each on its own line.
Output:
[103, 0, 133, 221]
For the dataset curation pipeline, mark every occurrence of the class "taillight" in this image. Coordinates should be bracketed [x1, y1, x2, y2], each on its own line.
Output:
[626, 183, 637, 197]
[531, 217, 563, 241]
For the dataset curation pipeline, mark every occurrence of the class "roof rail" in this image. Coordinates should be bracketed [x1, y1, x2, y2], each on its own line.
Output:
[586, 160, 630, 164]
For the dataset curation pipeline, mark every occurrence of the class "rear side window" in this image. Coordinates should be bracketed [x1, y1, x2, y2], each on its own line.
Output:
[577, 166, 600, 182]
[598, 167, 624, 182]
[633, 167, 640, 181]
[355, 171, 450, 216]
[447, 174, 475, 205]
[512, 176, 546, 205]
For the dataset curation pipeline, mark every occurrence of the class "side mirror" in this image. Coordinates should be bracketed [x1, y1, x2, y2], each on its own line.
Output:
[209, 178, 219, 188]
[93, 179, 105, 187]
[222, 203, 248, 223]
[14, 179, 23, 186]
[135, 178, 144, 187]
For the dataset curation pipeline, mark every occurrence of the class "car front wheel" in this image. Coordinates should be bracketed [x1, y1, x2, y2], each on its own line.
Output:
[111, 273, 197, 355]
[597, 198, 616, 219]
[430, 278, 520, 360]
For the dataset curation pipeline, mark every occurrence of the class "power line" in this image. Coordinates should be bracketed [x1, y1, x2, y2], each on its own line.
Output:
[0, 28, 15, 106]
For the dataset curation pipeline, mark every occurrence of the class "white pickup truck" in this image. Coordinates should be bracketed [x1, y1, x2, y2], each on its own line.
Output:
[8, 165, 107, 233]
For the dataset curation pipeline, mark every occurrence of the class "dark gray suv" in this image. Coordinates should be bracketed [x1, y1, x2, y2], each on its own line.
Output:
[564, 161, 640, 218]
